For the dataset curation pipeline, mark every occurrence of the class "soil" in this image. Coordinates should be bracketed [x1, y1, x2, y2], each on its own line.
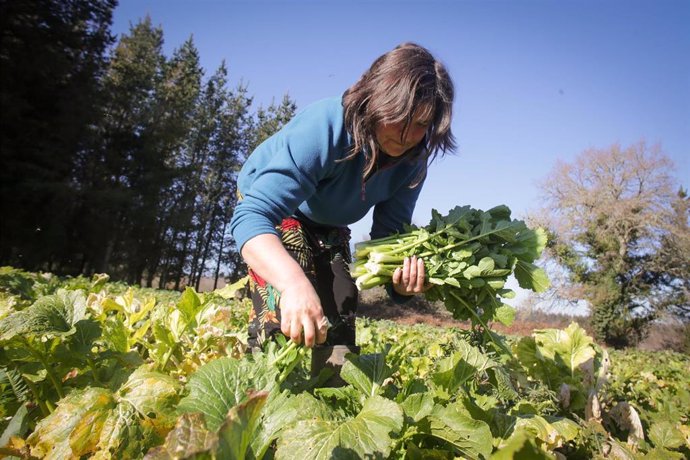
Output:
[355, 287, 591, 337]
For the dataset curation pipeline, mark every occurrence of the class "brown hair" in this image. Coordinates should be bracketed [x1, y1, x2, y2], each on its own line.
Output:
[342, 42, 456, 184]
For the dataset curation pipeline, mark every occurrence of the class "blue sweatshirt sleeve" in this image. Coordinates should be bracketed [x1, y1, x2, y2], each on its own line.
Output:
[230, 100, 342, 251]
[371, 169, 426, 304]
[370, 170, 425, 240]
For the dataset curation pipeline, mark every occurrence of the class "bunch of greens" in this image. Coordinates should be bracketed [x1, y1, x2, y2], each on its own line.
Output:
[352, 205, 550, 330]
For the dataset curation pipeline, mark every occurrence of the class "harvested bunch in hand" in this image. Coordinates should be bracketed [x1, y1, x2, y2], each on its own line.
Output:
[352, 205, 550, 327]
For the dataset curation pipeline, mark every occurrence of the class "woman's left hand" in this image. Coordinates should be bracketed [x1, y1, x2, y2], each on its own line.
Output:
[392, 255, 430, 296]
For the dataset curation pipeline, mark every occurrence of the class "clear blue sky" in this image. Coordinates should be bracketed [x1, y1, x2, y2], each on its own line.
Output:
[113, 0, 689, 306]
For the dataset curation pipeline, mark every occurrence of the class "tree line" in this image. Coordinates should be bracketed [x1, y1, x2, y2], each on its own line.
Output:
[1, 0, 295, 290]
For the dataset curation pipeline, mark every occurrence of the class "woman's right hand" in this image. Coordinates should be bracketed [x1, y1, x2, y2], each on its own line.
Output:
[279, 278, 328, 347]
[241, 233, 328, 348]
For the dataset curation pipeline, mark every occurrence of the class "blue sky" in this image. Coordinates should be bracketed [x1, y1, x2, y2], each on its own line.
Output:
[113, 0, 689, 307]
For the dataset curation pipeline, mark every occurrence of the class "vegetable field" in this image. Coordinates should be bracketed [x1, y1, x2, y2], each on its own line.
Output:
[1, 267, 688, 459]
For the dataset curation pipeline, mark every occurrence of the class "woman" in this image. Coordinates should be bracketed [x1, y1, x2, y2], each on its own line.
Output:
[230, 42, 455, 379]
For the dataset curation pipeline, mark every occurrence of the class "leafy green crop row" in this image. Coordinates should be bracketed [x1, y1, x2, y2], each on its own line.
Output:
[1, 267, 688, 459]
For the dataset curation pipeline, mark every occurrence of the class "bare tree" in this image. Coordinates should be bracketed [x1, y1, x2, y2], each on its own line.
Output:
[532, 141, 687, 347]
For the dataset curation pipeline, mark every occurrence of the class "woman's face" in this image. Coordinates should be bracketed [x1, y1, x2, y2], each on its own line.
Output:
[375, 112, 430, 157]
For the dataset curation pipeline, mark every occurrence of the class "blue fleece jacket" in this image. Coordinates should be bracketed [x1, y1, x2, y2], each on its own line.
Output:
[230, 96, 425, 252]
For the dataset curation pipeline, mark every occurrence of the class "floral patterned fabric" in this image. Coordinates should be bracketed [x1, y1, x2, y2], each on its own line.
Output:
[247, 214, 356, 349]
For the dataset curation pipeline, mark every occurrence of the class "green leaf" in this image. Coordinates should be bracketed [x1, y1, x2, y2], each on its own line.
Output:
[341, 352, 394, 398]
[513, 415, 567, 449]
[514, 260, 550, 292]
[94, 401, 152, 459]
[490, 430, 555, 459]
[177, 356, 278, 431]
[641, 448, 686, 459]
[275, 395, 403, 460]
[117, 366, 180, 430]
[69, 394, 117, 457]
[494, 304, 516, 326]
[69, 319, 102, 354]
[649, 422, 685, 450]
[176, 287, 203, 325]
[214, 276, 249, 299]
[102, 316, 129, 353]
[463, 265, 483, 280]
[143, 413, 217, 460]
[534, 322, 597, 377]
[0, 289, 87, 341]
[252, 391, 336, 459]
[432, 341, 496, 395]
[427, 403, 493, 459]
[0, 403, 30, 448]
[478, 257, 495, 274]
[400, 392, 435, 423]
[513, 227, 548, 263]
[27, 387, 114, 459]
[217, 391, 269, 460]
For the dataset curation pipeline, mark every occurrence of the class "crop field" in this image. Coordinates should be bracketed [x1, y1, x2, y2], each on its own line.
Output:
[0, 267, 688, 459]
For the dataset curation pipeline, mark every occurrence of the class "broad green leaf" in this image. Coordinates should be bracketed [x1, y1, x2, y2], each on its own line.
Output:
[341, 352, 393, 397]
[432, 341, 496, 395]
[463, 265, 483, 280]
[513, 415, 563, 449]
[118, 367, 180, 431]
[641, 448, 686, 460]
[0, 403, 29, 447]
[217, 391, 268, 460]
[443, 277, 462, 288]
[143, 413, 217, 460]
[544, 416, 580, 444]
[214, 276, 249, 299]
[513, 227, 548, 263]
[252, 391, 336, 459]
[478, 257, 495, 274]
[400, 392, 435, 423]
[93, 401, 151, 460]
[275, 395, 403, 460]
[177, 356, 278, 431]
[534, 323, 597, 378]
[427, 403, 493, 459]
[514, 260, 550, 292]
[489, 367, 519, 401]
[405, 442, 454, 460]
[177, 287, 203, 325]
[0, 289, 87, 341]
[102, 316, 129, 353]
[491, 430, 554, 459]
[27, 387, 113, 459]
[649, 422, 685, 450]
[69, 394, 117, 457]
[494, 304, 516, 326]
[69, 319, 102, 354]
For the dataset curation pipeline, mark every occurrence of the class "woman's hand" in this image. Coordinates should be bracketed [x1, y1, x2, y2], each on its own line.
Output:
[241, 233, 328, 348]
[279, 278, 329, 347]
[392, 255, 430, 296]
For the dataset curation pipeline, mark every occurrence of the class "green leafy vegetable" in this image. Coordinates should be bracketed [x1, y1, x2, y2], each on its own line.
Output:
[352, 205, 550, 332]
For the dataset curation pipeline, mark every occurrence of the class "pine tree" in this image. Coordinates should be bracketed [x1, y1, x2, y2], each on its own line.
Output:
[0, 0, 116, 272]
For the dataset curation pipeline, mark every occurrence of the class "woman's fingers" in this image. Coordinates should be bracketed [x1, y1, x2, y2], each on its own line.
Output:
[415, 257, 425, 291]
[407, 256, 418, 290]
[302, 318, 316, 348]
[290, 317, 302, 344]
[393, 256, 427, 295]
[316, 316, 329, 345]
